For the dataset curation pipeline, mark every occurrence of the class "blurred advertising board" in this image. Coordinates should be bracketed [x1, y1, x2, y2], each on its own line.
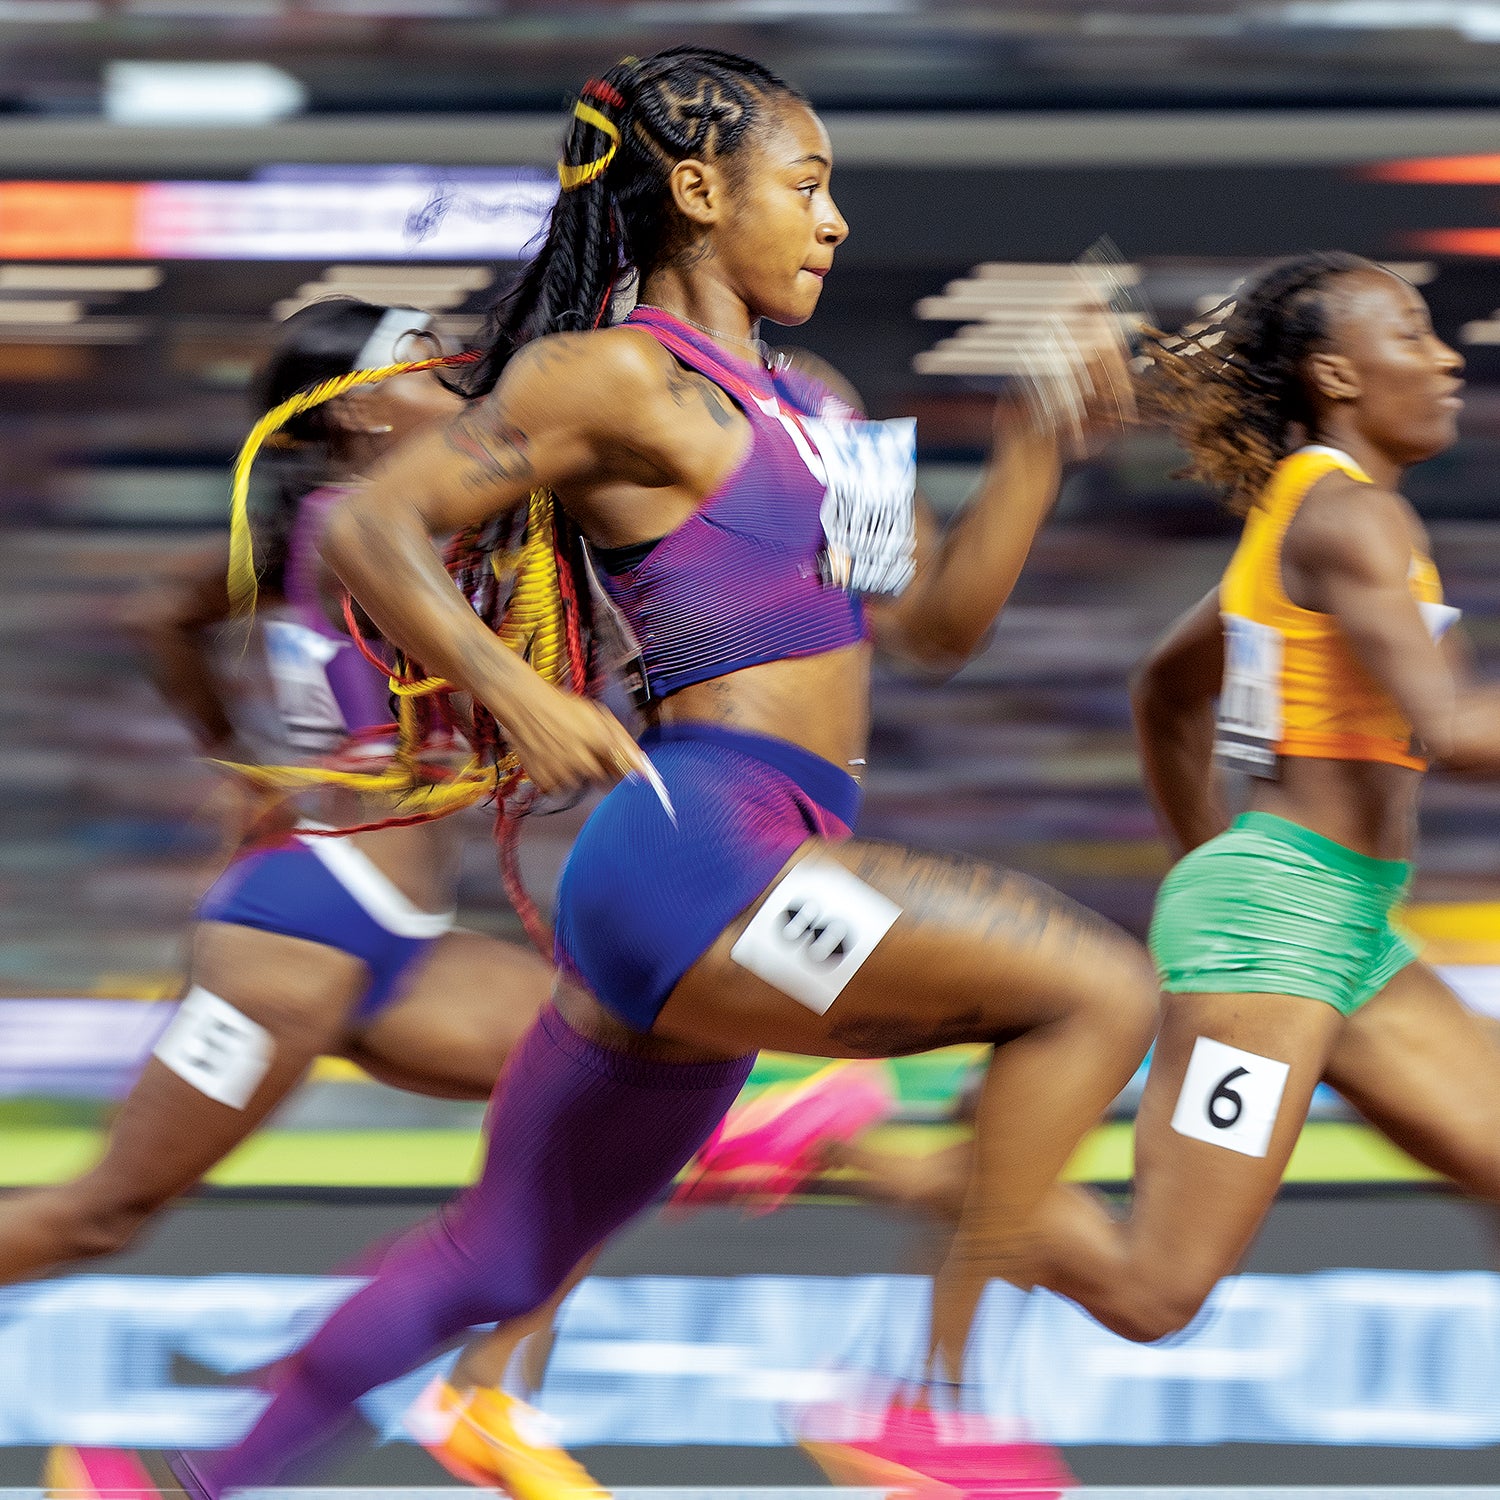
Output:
[0, 168, 556, 260]
[1, 1270, 1499, 1450]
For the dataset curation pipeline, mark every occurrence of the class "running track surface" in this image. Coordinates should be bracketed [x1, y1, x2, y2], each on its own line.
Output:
[15, 1488, 1500, 1499]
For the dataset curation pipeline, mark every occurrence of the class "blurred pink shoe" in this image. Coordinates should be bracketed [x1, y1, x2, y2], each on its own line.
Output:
[672, 1059, 896, 1212]
[43, 1447, 161, 1500]
[799, 1402, 1076, 1500]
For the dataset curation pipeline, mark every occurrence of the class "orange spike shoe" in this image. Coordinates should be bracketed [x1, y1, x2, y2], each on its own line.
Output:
[408, 1376, 611, 1500]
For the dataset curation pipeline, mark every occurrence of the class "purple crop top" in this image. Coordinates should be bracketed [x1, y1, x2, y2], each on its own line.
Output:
[261, 484, 392, 753]
[594, 307, 918, 702]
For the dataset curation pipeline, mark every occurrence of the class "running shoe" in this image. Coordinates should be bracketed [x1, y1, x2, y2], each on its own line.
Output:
[671, 1059, 897, 1212]
[407, 1375, 610, 1499]
[799, 1401, 1076, 1499]
[42, 1446, 161, 1500]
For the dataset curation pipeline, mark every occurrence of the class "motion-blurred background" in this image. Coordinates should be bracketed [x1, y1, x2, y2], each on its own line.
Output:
[6, 1, 1500, 1490]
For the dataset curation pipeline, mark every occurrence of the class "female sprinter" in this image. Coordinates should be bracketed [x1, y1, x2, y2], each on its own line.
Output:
[170, 47, 1158, 1499]
[0, 299, 554, 1288]
[1009, 252, 1500, 1346]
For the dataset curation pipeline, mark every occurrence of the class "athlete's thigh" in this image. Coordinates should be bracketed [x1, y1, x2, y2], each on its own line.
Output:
[657, 837, 1152, 1058]
[350, 929, 554, 1099]
[89, 923, 364, 1202]
[1127, 989, 1344, 1292]
[1325, 961, 1500, 1195]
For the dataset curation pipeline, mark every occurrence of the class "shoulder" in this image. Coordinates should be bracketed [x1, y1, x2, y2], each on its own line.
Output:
[500, 327, 672, 399]
[1285, 471, 1418, 585]
[481, 326, 677, 434]
[773, 345, 867, 418]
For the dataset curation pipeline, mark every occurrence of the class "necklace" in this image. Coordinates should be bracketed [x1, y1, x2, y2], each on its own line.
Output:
[636, 304, 771, 368]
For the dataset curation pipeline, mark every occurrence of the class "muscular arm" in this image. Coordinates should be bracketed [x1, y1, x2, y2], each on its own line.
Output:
[1131, 588, 1229, 854]
[869, 409, 1063, 674]
[1288, 480, 1500, 773]
[123, 546, 240, 754]
[771, 348, 1065, 675]
[320, 333, 650, 791]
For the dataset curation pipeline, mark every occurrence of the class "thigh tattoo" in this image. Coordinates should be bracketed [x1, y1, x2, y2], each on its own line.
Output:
[839, 842, 1118, 958]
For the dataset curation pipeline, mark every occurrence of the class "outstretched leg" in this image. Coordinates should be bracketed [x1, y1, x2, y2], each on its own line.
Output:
[1325, 961, 1500, 1198]
[1028, 988, 1342, 1341]
[0, 922, 361, 1282]
[198, 1005, 751, 1494]
[657, 839, 1161, 1382]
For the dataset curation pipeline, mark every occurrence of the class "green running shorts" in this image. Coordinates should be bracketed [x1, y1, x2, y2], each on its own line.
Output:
[1148, 810, 1416, 1017]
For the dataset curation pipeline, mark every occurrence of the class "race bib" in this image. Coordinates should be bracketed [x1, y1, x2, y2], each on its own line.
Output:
[730, 858, 902, 1014]
[1215, 613, 1284, 778]
[153, 986, 273, 1110]
[809, 415, 918, 597]
[262, 618, 348, 752]
[1170, 1035, 1290, 1159]
[763, 394, 917, 599]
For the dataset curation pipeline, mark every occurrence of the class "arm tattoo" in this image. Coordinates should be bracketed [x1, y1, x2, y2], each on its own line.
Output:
[665, 364, 736, 430]
[445, 403, 535, 492]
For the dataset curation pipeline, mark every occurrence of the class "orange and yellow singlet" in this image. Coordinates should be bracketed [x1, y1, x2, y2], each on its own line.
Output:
[1215, 445, 1459, 777]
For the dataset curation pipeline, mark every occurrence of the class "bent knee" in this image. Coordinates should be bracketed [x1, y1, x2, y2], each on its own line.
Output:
[48, 1189, 158, 1262]
[1107, 1274, 1214, 1344]
[1065, 942, 1161, 1048]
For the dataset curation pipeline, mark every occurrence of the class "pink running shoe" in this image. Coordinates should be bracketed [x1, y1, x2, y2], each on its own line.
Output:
[671, 1059, 896, 1212]
[799, 1402, 1076, 1500]
[43, 1446, 161, 1500]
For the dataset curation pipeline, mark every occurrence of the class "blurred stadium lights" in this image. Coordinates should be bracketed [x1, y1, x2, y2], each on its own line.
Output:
[275, 263, 492, 319]
[0, 263, 161, 291]
[1368, 155, 1500, 181]
[0, 318, 143, 342]
[1280, 0, 1500, 39]
[629, 0, 913, 14]
[306, 2, 495, 12]
[103, 61, 307, 125]
[0, 1, 100, 16]
[0, 299, 81, 323]
[914, 261, 1144, 376]
[1460, 316, 1500, 343]
[915, 257, 1448, 377]
[1410, 231, 1500, 257]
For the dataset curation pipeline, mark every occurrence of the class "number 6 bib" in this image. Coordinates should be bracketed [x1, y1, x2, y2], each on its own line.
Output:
[1170, 1035, 1291, 1158]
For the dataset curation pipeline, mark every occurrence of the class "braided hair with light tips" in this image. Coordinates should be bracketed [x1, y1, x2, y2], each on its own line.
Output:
[224, 48, 806, 950]
[1137, 251, 1376, 515]
[463, 46, 803, 396]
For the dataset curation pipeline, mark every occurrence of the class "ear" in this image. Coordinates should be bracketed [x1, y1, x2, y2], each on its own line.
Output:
[667, 157, 724, 227]
[1305, 351, 1360, 403]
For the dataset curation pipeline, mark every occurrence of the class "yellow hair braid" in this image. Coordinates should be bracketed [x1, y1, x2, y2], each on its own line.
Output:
[223, 344, 583, 832]
[228, 352, 461, 617]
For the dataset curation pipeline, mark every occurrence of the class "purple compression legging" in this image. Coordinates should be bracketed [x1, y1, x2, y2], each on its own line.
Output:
[201, 1005, 754, 1494]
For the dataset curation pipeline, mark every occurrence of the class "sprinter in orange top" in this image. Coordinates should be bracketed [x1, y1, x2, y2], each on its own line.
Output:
[1007, 252, 1500, 1345]
[1215, 443, 1454, 775]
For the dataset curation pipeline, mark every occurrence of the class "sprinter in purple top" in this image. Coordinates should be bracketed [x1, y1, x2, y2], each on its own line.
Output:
[180, 47, 1160, 1500]
[0, 302, 553, 1328]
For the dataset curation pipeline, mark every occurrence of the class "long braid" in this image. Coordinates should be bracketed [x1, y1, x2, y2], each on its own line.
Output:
[226, 48, 801, 951]
[1137, 251, 1373, 514]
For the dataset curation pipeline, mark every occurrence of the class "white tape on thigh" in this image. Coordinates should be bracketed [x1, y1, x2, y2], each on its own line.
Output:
[730, 857, 901, 1014]
[152, 986, 273, 1109]
[1170, 1035, 1291, 1158]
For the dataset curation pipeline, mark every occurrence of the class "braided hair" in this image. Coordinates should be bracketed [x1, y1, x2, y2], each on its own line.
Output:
[226, 49, 803, 949]
[1138, 251, 1376, 514]
[248, 297, 388, 596]
[464, 46, 804, 395]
